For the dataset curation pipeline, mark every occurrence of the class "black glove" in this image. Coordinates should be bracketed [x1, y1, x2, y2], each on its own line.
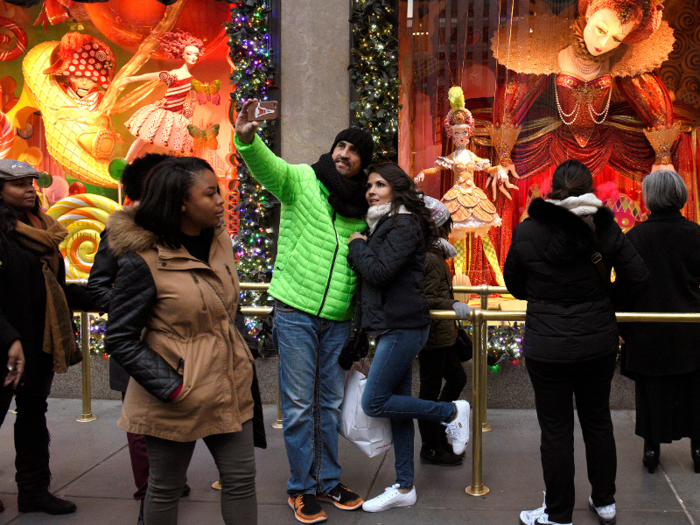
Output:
[338, 327, 369, 370]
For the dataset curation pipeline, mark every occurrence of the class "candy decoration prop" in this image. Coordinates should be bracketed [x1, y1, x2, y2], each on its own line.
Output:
[108, 157, 127, 181]
[0, 109, 14, 159]
[36, 171, 53, 188]
[0, 16, 28, 62]
[69, 181, 87, 195]
[47, 194, 120, 279]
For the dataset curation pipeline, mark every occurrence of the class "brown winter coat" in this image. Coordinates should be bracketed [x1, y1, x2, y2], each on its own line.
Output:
[106, 209, 254, 442]
[423, 249, 458, 349]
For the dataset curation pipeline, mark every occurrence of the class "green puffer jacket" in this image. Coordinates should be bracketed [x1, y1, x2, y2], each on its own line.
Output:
[424, 249, 458, 348]
[235, 135, 366, 321]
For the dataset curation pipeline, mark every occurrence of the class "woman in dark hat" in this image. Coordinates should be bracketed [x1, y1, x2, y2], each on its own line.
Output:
[0, 159, 80, 515]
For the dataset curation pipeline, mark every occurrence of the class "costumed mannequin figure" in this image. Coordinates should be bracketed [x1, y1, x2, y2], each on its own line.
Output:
[121, 29, 204, 161]
[416, 86, 515, 285]
[43, 32, 115, 112]
[488, 0, 681, 186]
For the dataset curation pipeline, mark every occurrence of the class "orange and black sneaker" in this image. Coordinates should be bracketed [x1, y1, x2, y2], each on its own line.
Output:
[288, 494, 327, 524]
[317, 483, 364, 510]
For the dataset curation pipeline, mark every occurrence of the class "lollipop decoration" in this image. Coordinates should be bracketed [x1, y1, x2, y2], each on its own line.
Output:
[0, 109, 14, 159]
[0, 16, 28, 62]
[47, 193, 120, 279]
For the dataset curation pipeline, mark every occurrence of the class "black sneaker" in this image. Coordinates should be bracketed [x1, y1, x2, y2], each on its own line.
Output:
[420, 447, 463, 466]
[18, 490, 77, 515]
[288, 494, 327, 524]
[181, 483, 191, 497]
[317, 483, 363, 510]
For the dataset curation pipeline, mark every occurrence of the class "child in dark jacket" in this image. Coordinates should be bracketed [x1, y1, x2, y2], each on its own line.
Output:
[418, 197, 469, 466]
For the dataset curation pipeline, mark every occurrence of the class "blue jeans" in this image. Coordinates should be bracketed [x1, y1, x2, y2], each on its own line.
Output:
[362, 327, 457, 488]
[273, 301, 350, 495]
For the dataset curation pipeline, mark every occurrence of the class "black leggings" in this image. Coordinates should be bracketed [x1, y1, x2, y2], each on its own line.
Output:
[417, 343, 467, 451]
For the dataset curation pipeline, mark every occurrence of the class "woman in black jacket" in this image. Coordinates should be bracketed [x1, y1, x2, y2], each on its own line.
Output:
[347, 163, 470, 513]
[623, 170, 700, 474]
[0, 159, 81, 515]
[504, 160, 648, 525]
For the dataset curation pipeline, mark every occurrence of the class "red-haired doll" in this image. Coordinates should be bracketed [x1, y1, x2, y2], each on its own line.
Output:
[121, 29, 205, 161]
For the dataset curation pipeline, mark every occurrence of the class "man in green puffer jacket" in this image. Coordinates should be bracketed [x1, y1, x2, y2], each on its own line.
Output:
[235, 99, 372, 524]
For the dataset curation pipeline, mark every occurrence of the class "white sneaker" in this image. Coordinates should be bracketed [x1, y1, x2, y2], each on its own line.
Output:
[589, 496, 616, 525]
[520, 493, 572, 525]
[443, 400, 470, 455]
[361, 484, 417, 513]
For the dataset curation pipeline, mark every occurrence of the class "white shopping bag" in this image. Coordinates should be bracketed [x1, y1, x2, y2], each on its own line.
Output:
[339, 369, 393, 458]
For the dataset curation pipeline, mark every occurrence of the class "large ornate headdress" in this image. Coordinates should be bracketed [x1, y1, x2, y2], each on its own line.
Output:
[43, 32, 115, 89]
[578, 0, 665, 44]
[444, 86, 475, 140]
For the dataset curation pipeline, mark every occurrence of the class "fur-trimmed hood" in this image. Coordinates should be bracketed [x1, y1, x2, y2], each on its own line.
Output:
[526, 198, 616, 264]
[105, 207, 157, 258]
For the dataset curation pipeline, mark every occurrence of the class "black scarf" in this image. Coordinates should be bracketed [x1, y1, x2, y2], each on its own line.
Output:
[312, 153, 368, 219]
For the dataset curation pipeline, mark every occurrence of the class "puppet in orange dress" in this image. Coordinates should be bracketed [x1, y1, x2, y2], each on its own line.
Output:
[488, 0, 684, 186]
[121, 29, 204, 161]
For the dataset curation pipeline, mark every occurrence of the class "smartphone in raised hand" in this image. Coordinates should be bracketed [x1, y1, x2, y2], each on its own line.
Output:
[247, 101, 278, 121]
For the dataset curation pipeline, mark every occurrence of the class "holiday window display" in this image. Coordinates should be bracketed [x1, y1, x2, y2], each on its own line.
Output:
[5, 0, 191, 188]
[401, 0, 700, 288]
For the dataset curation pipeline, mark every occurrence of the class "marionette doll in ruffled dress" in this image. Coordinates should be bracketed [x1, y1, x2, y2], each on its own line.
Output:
[121, 29, 205, 161]
[415, 86, 516, 285]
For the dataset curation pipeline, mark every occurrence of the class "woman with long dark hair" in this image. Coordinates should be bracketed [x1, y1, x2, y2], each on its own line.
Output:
[504, 159, 648, 525]
[0, 159, 80, 515]
[347, 162, 470, 513]
[105, 156, 259, 525]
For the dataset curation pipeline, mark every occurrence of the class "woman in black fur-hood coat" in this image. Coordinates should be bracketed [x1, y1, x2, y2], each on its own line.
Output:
[504, 160, 649, 525]
[504, 197, 648, 363]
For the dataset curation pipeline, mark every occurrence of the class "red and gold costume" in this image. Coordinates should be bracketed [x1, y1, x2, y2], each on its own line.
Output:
[488, 12, 682, 182]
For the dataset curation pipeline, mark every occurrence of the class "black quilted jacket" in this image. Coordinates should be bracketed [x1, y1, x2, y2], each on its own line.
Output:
[348, 212, 431, 331]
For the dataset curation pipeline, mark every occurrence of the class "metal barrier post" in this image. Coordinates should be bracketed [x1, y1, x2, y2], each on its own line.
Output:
[478, 286, 491, 432]
[77, 312, 97, 423]
[272, 353, 283, 429]
[466, 309, 489, 496]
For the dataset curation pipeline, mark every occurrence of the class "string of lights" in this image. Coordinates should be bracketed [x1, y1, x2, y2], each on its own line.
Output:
[349, 0, 401, 161]
[226, 0, 277, 353]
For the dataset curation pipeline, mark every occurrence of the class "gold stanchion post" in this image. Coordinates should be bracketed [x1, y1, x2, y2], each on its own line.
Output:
[466, 309, 488, 496]
[77, 312, 97, 422]
[271, 353, 283, 429]
[479, 286, 491, 432]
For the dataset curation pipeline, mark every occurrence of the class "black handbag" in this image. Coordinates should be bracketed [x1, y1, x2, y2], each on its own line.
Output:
[454, 322, 473, 362]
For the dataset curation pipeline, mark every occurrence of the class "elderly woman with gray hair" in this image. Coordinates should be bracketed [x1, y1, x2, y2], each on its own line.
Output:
[624, 170, 700, 475]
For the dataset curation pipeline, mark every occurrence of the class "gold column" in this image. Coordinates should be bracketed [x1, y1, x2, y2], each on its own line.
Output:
[77, 312, 97, 423]
[466, 309, 489, 496]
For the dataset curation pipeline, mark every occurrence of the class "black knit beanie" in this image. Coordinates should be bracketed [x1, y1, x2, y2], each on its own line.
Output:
[330, 128, 374, 170]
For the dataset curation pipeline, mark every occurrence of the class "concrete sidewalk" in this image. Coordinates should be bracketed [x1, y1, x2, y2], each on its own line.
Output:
[0, 400, 697, 524]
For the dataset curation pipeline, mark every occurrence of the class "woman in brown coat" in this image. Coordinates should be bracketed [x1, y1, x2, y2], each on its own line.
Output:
[105, 157, 258, 525]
